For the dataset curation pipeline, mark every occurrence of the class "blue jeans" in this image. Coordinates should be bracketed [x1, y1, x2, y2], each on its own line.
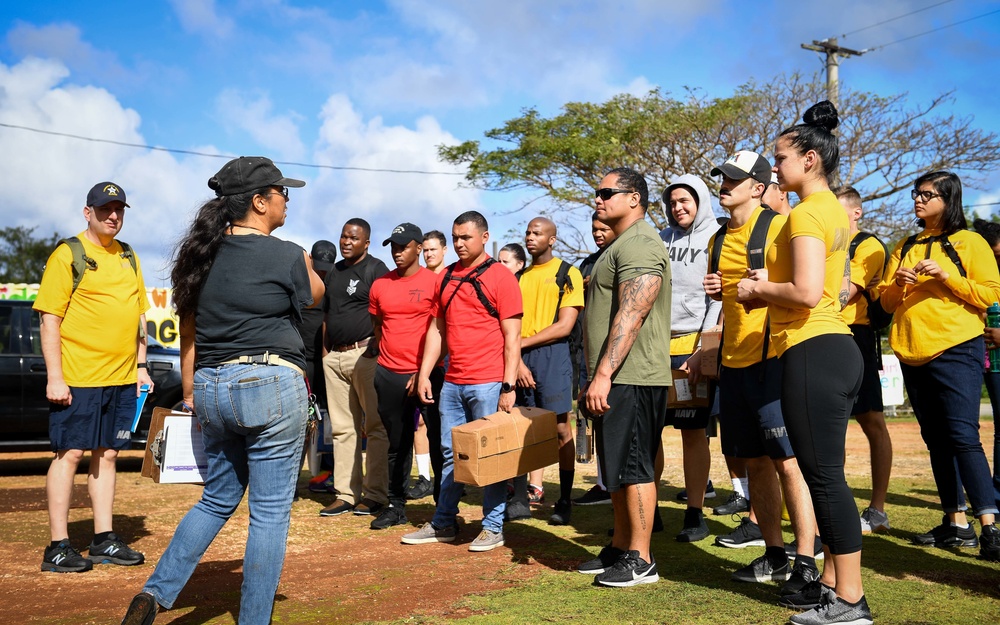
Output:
[143, 364, 308, 624]
[901, 336, 999, 516]
[983, 369, 1000, 509]
[431, 381, 506, 533]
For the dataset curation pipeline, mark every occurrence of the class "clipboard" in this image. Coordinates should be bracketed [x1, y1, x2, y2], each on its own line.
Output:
[141, 406, 208, 484]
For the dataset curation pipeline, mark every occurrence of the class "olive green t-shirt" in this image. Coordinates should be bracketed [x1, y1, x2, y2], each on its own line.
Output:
[584, 218, 672, 386]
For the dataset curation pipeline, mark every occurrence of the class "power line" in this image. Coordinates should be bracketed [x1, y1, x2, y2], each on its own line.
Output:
[865, 8, 1000, 52]
[0, 121, 466, 176]
[840, 0, 954, 38]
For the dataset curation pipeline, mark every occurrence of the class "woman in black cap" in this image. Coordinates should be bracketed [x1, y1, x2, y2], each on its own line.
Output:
[121, 157, 324, 625]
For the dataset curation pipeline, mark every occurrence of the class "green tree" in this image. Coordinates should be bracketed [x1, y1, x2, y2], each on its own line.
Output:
[0, 226, 62, 283]
[440, 73, 1000, 255]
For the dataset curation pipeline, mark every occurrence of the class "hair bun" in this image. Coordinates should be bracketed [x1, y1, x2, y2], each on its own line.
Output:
[803, 100, 839, 132]
[207, 176, 222, 192]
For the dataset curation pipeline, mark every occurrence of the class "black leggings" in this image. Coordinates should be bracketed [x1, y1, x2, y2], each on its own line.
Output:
[375, 364, 420, 506]
[780, 334, 863, 555]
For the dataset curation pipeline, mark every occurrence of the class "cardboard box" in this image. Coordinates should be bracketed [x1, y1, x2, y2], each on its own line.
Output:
[667, 369, 710, 408]
[700, 329, 722, 379]
[142, 407, 208, 484]
[452, 406, 559, 487]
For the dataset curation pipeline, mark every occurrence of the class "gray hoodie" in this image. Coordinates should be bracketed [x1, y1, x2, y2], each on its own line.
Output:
[659, 174, 723, 339]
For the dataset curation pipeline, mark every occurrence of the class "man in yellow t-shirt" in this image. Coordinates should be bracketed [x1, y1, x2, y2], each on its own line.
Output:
[507, 217, 585, 526]
[33, 182, 152, 573]
[835, 186, 893, 535]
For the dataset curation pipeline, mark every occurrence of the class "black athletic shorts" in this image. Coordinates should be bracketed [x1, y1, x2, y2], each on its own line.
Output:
[594, 384, 669, 492]
[849, 324, 884, 415]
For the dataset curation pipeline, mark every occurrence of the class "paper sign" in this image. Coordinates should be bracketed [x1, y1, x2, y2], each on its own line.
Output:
[673, 378, 693, 402]
[158, 415, 209, 483]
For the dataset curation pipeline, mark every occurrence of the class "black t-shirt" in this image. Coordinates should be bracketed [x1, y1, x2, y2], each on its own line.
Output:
[322, 254, 389, 346]
[195, 235, 313, 369]
[295, 306, 324, 363]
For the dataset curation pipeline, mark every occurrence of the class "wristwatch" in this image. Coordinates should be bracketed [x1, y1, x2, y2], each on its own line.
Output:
[137, 363, 147, 369]
[501, 382, 514, 394]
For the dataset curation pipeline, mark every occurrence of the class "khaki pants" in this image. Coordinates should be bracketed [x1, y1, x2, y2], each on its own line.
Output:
[322, 347, 388, 505]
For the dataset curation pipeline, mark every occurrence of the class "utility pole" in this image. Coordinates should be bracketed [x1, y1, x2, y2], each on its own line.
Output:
[800, 38, 866, 111]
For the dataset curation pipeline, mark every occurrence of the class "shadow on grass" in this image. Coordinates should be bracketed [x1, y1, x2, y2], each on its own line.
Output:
[68, 513, 151, 546]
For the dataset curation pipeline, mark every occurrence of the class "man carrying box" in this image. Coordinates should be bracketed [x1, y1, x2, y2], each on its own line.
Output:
[403, 211, 523, 552]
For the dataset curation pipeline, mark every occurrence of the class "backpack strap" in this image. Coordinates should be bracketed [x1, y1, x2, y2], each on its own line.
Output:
[440, 258, 500, 318]
[552, 260, 574, 325]
[900, 233, 967, 278]
[747, 208, 778, 271]
[709, 222, 728, 275]
[848, 231, 874, 261]
[57, 236, 96, 294]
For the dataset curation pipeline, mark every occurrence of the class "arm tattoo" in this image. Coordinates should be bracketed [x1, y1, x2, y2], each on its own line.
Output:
[839, 256, 851, 310]
[606, 273, 662, 372]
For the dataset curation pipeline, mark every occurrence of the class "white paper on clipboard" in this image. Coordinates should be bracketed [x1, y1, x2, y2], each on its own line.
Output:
[158, 415, 209, 484]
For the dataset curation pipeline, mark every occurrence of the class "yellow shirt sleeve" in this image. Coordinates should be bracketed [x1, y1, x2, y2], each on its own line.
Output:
[842, 235, 886, 326]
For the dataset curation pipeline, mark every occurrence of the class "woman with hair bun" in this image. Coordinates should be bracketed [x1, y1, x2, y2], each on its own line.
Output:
[120, 157, 325, 625]
[737, 101, 870, 624]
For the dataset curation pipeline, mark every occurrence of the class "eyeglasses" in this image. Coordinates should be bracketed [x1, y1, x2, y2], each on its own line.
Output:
[263, 187, 289, 200]
[911, 189, 942, 202]
[595, 187, 634, 201]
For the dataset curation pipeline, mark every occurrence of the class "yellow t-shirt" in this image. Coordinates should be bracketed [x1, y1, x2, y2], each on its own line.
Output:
[878, 228, 1000, 365]
[519, 257, 585, 338]
[766, 190, 852, 357]
[842, 234, 886, 326]
[709, 206, 787, 367]
[669, 332, 699, 356]
[33, 232, 149, 387]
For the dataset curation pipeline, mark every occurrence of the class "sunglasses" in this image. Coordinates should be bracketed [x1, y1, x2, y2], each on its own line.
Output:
[263, 186, 289, 200]
[910, 189, 942, 202]
[595, 187, 634, 201]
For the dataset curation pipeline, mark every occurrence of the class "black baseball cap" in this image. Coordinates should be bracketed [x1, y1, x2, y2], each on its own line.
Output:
[382, 223, 423, 247]
[87, 182, 129, 208]
[208, 156, 305, 197]
[711, 150, 772, 186]
[310, 240, 337, 273]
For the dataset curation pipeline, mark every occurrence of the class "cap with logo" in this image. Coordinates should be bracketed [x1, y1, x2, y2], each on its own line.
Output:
[710, 150, 772, 186]
[87, 182, 130, 208]
[382, 223, 423, 247]
[310, 240, 338, 273]
[208, 156, 305, 197]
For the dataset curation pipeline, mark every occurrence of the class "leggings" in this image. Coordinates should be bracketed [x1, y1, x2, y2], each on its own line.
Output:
[780, 333, 863, 555]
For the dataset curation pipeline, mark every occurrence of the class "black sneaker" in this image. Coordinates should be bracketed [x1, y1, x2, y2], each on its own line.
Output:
[370, 505, 407, 530]
[594, 550, 659, 587]
[353, 498, 385, 516]
[979, 523, 1000, 561]
[405, 476, 433, 500]
[549, 499, 572, 526]
[676, 480, 716, 501]
[712, 492, 749, 515]
[789, 595, 872, 625]
[505, 500, 532, 521]
[121, 591, 158, 625]
[577, 543, 624, 574]
[778, 580, 836, 610]
[88, 533, 144, 566]
[912, 517, 978, 547]
[41, 540, 93, 573]
[676, 507, 709, 542]
[715, 516, 765, 549]
[573, 484, 612, 505]
[781, 560, 821, 596]
[731, 554, 790, 583]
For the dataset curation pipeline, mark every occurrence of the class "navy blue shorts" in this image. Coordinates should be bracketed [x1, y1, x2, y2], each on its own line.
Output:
[517, 341, 573, 415]
[849, 324, 884, 415]
[49, 384, 136, 452]
[718, 359, 795, 460]
[665, 353, 713, 430]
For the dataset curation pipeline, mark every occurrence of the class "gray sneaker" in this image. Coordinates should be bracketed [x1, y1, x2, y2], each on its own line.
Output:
[400, 522, 457, 545]
[789, 595, 872, 625]
[859, 507, 890, 534]
[469, 528, 504, 552]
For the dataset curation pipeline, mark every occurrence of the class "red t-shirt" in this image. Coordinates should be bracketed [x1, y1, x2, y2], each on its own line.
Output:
[369, 267, 442, 374]
[432, 258, 523, 384]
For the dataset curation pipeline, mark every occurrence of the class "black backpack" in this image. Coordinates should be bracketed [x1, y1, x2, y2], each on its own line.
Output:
[848, 232, 893, 331]
[440, 258, 502, 318]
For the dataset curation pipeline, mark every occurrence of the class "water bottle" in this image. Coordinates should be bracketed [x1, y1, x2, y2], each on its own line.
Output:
[988, 303, 1000, 373]
[575, 413, 592, 463]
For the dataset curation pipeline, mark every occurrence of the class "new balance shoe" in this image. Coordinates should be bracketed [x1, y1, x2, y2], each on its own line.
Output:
[577, 543, 624, 574]
[594, 550, 659, 587]
[731, 554, 790, 583]
[401, 522, 458, 545]
[405, 475, 433, 500]
[549, 499, 572, 526]
[370, 505, 407, 530]
[469, 528, 504, 552]
[41, 540, 92, 573]
[911, 516, 978, 547]
[859, 506, 890, 534]
[88, 533, 144, 566]
[676, 480, 716, 501]
[676, 507, 709, 543]
[353, 498, 385, 516]
[527, 484, 545, 506]
[573, 484, 612, 505]
[785, 535, 826, 560]
[319, 499, 354, 517]
[505, 500, 532, 521]
[121, 591, 158, 625]
[778, 580, 836, 610]
[715, 516, 765, 549]
[979, 523, 1000, 561]
[781, 561, 821, 596]
[789, 595, 872, 625]
[713, 492, 749, 515]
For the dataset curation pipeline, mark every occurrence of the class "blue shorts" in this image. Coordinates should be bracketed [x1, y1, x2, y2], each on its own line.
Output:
[718, 359, 795, 460]
[517, 341, 573, 415]
[849, 324, 884, 415]
[49, 384, 136, 452]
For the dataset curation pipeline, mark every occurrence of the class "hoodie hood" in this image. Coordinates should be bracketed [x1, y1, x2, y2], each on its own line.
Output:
[659, 174, 722, 337]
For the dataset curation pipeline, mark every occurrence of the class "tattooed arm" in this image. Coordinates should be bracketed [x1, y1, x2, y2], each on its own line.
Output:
[584, 272, 662, 415]
[839, 255, 851, 310]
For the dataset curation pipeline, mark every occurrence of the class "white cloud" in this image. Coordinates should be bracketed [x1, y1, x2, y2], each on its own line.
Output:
[167, 0, 234, 38]
[214, 89, 306, 161]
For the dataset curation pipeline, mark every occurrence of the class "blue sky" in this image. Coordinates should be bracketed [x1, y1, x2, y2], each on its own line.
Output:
[1, 0, 998, 286]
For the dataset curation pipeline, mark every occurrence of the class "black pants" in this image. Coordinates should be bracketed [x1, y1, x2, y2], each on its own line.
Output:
[780, 334, 863, 555]
[420, 366, 445, 503]
[375, 364, 420, 506]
